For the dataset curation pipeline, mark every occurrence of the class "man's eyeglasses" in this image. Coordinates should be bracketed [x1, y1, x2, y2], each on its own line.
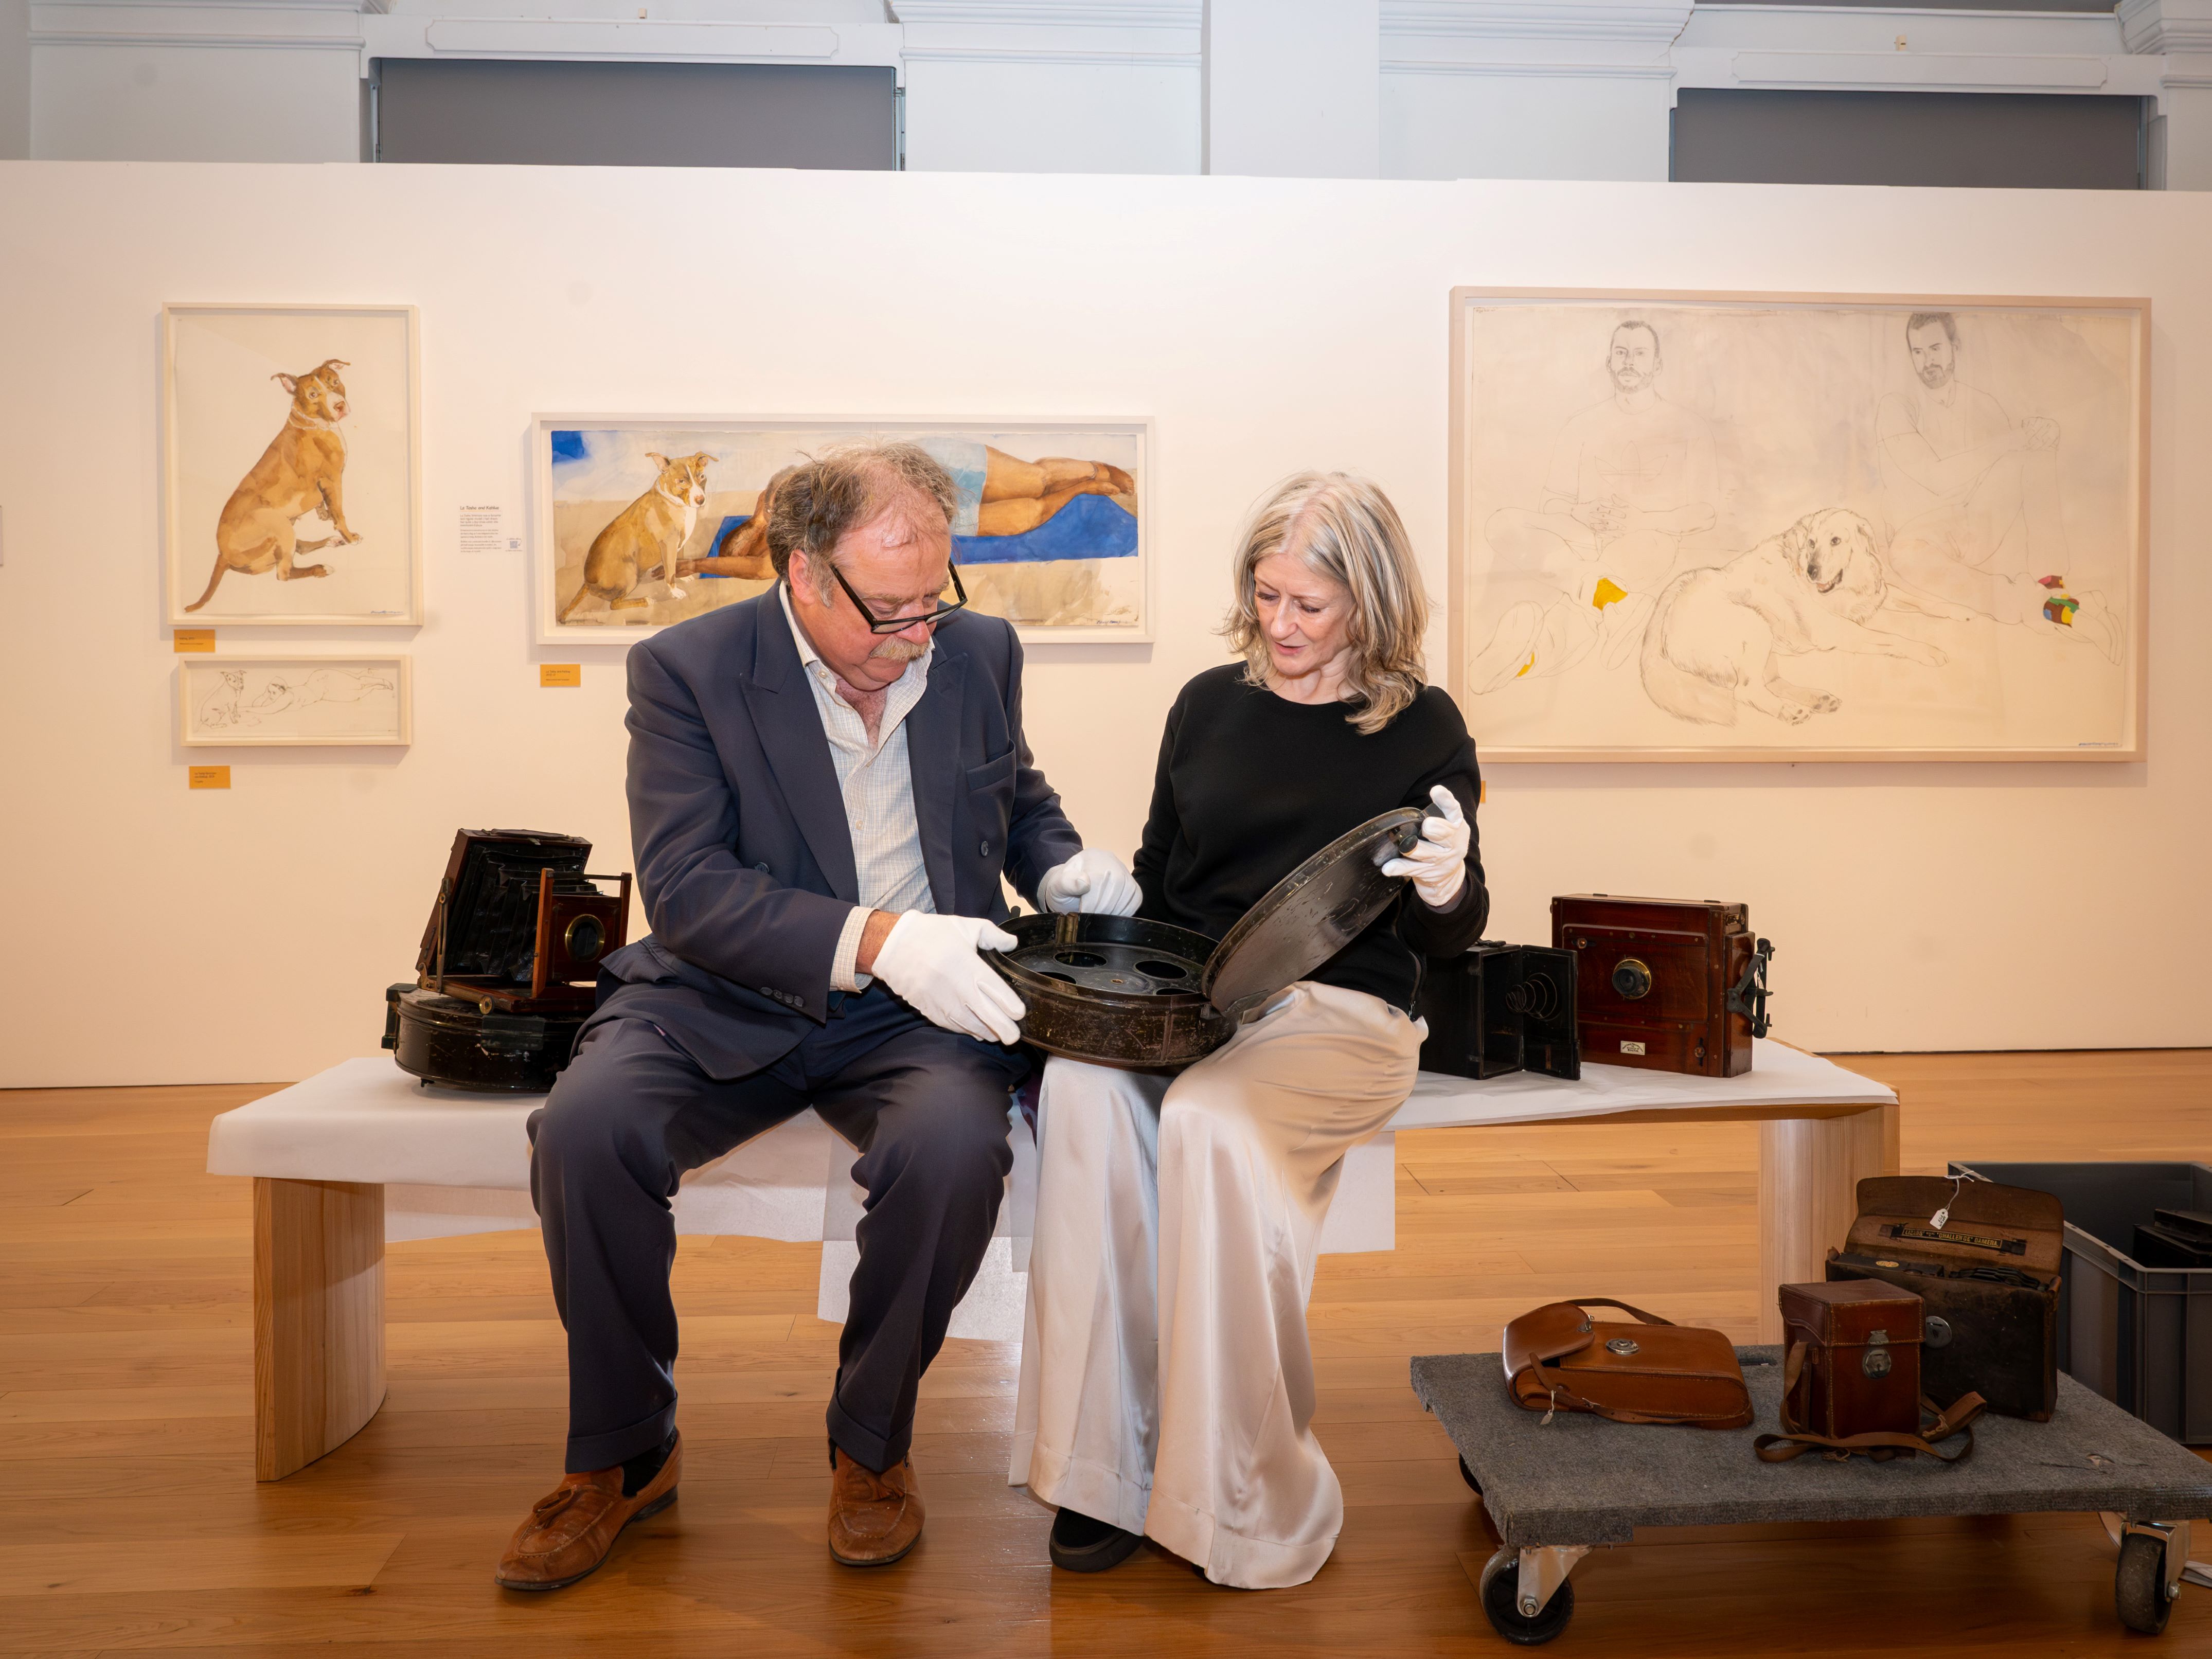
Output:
[823, 558, 970, 635]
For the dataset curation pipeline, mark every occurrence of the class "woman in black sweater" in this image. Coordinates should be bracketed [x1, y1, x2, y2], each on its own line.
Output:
[1011, 473, 1487, 1589]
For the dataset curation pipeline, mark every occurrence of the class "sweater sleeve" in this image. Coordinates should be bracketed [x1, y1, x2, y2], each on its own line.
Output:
[1397, 700, 1488, 958]
[1131, 686, 1187, 919]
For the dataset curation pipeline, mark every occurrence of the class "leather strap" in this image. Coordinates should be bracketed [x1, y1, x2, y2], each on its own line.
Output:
[1560, 1297, 1676, 1327]
[1754, 1342, 1986, 1464]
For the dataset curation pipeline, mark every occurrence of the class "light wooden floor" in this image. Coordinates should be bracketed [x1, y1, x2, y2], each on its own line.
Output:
[3, 1051, 2208, 1655]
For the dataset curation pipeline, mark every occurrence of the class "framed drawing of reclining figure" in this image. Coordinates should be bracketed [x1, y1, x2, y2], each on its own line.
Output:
[532, 416, 1151, 645]
[162, 304, 422, 627]
[1447, 289, 2148, 761]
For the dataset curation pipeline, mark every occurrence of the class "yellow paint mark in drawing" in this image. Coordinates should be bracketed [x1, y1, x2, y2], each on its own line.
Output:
[1592, 578, 1628, 610]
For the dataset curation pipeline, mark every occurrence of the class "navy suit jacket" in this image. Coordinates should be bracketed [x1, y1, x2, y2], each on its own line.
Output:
[592, 587, 1083, 1080]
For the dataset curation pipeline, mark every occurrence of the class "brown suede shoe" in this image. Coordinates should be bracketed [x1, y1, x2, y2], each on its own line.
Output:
[494, 1433, 682, 1591]
[827, 1447, 925, 1567]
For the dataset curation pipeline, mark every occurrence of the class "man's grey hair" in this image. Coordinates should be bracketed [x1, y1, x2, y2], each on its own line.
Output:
[764, 440, 958, 592]
[1906, 311, 1959, 349]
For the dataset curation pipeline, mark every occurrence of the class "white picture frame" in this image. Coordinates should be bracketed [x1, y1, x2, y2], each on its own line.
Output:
[1448, 288, 2149, 762]
[179, 654, 413, 747]
[531, 414, 1153, 646]
[163, 302, 423, 627]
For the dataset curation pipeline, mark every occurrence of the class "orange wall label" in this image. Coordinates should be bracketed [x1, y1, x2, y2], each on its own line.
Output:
[541, 664, 582, 687]
[172, 629, 216, 653]
[188, 766, 231, 790]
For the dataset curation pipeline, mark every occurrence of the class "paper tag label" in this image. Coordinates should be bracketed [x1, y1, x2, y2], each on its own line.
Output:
[1619, 1039, 1647, 1056]
[172, 629, 216, 653]
[188, 765, 231, 790]
[541, 664, 582, 687]
[460, 505, 520, 554]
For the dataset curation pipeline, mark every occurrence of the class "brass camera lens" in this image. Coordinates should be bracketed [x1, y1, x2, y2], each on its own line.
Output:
[1611, 957, 1653, 1000]
[564, 914, 608, 961]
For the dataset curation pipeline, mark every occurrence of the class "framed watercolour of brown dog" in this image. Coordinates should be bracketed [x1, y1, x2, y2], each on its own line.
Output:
[1448, 289, 2148, 762]
[163, 304, 422, 627]
[531, 414, 1151, 646]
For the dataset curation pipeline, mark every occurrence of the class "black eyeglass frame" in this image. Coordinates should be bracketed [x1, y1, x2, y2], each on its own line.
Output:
[818, 557, 970, 635]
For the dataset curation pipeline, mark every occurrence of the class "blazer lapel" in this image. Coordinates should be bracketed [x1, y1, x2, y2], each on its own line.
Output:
[744, 595, 859, 904]
[905, 646, 966, 916]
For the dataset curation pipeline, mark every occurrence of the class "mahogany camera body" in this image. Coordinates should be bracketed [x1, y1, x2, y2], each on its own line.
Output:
[1551, 894, 1771, 1077]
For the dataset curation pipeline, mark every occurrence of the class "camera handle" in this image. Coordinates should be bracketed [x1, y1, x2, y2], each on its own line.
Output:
[1726, 937, 1773, 1039]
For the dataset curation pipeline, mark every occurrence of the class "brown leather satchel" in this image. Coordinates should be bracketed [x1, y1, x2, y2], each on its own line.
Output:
[1755, 1280, 1986, 1465]
[1503, 1299, 1754, 1429]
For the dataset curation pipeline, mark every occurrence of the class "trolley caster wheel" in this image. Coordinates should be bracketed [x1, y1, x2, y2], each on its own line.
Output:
[2116, 1531, 2175, 1635]
[1459, 1455, 1482, 1495]
[1478, 1548, 1575, 1646]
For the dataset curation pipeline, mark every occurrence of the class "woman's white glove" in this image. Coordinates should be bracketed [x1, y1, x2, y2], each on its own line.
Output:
[1036, 848, 1143, 917]
[869, 912, 1026, 1045]
[1381, 784, 1471, 909]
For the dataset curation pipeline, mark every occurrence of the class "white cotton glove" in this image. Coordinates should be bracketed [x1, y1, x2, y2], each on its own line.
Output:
[1036, 848, 1143, 917]
[1381, 784, 1472, 910]
[869, 912, 1026, 1045]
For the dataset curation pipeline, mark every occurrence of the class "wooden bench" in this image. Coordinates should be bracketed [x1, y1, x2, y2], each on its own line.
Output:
[208, 1041, 1896, 1479]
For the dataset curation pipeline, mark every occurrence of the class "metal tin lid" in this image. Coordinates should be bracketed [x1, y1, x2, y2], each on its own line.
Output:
[1201, 806, 1424, 1022]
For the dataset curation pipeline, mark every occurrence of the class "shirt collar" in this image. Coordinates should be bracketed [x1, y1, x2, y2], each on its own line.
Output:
[778, 579, 934, 692]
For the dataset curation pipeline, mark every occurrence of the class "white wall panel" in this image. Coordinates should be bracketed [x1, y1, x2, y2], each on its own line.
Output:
[1381, 69, 1674, 181]
[32, 44, 359, 160]
[0, 160, 2203, 1086]
[903, 56, 1199, 174]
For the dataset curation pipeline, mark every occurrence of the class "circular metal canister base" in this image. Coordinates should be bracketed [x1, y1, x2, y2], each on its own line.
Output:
[992, 913, 1231, 1071]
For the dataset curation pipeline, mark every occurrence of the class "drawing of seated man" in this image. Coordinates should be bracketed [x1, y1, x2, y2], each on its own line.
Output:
[1469, 320, 1718, 692]
[1877, 311, 2120, 662]
[680, 441, 1136, 582]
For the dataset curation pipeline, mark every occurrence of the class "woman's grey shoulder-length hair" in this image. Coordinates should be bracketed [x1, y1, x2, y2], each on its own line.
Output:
[1221, 471, 1432, 735]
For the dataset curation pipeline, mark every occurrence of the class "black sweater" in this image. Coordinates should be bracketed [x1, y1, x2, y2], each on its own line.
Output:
[1133, 665, 1488, 1013]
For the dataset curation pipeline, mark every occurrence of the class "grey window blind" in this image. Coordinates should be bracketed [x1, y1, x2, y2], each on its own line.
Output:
[1671, 89, 2145, 189]
[372, 60, 897, 170]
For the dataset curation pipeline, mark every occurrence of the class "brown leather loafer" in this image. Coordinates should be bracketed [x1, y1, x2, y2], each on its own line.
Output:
[494, 1433, 682, 1591]
[827, 1447, 924, 1567]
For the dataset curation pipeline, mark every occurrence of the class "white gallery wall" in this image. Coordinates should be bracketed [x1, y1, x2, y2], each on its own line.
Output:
[0, 158, 2205, 1087]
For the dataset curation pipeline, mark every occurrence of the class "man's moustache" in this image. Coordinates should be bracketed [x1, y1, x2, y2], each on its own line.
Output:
[870, 636, 929, 662]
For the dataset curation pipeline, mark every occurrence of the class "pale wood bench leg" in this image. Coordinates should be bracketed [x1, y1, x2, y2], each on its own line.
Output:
[1755, 1102, 1901, 1344]
[254, 1177, 387, 1481]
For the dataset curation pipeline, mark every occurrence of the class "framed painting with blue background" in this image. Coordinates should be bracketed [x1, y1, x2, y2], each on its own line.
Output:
[532, 415, 1151, 645]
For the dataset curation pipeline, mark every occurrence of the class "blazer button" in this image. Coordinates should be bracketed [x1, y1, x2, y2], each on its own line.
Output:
[979, 840, 992, 858]
[754, 862, 770, 874]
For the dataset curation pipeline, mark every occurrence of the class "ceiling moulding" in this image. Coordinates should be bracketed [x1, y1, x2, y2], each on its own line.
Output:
[889, 2, 1200, 24]
[421, 18, 838, 57]
[28, 0, 364, 48]
[1732, 48, 2109, 89]
[2119, 0, 2212, 53]
[1380, 2, 1694, 44]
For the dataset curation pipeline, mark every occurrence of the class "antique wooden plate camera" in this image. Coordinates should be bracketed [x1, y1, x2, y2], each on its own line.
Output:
[383, 829, 633, 1091]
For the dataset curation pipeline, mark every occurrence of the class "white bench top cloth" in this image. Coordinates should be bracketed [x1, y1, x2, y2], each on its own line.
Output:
[205, 1042, 1891, 1341]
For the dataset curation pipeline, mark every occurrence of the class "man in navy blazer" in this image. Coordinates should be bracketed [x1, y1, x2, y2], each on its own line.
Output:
[497, 442, 1140, 1590]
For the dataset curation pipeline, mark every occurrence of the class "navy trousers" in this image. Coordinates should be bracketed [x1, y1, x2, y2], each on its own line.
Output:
[527, 983, 1028, 1474]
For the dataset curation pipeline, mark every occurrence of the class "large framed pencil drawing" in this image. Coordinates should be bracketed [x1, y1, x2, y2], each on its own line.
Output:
[1447, 288, 2148, 761]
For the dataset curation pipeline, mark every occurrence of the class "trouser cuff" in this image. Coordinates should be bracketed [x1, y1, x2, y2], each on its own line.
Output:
[827, 1393, 906, 1473]
[566, 1402, 677, 1475]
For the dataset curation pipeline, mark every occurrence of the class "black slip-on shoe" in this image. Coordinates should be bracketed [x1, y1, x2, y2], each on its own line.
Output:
[1048, 1506, 1144, 1573]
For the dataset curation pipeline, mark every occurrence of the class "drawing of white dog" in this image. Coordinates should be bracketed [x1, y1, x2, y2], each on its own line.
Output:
[1639, 508, 1975, 726]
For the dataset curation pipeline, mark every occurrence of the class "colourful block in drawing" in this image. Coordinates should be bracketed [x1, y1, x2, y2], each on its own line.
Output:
[1591, 577, 1628, 610]
[2045, 592, 2081, 626]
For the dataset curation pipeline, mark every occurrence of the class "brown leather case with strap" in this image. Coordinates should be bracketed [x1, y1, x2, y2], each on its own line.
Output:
[1756, 1280, 1986, 1464]
[1503, 1299, 1754, 1429]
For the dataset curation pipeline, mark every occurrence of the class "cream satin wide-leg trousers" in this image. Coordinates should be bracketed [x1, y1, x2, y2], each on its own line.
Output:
[1009, 981, 1424, 1589]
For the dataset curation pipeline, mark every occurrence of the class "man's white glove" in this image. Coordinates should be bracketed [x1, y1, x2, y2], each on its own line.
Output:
[1381, 784, 1471, 909]
[869, 912, 1026, 1045]
[1036, 848, 1143, 917]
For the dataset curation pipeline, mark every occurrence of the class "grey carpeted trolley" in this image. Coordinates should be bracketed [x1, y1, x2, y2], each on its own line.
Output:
[1412, 1345, 2212, 1645]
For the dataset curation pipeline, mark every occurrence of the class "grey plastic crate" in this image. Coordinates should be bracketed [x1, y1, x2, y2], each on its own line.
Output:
[1950, 1159, 2212, 1444]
